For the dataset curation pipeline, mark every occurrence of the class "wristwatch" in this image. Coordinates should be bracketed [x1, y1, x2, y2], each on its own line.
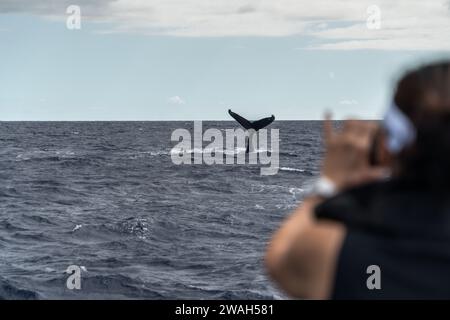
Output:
[305, 176, 338, 198]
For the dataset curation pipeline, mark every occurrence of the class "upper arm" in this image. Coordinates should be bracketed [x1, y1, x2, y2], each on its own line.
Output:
[285, 219, 346, 299]
[265, 200, 346, 299]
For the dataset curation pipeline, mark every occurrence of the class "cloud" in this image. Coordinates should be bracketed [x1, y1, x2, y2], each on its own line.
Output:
[2, 0, 450, 49]
[167, 95, 185, 105]
[339, 99, 358, 105]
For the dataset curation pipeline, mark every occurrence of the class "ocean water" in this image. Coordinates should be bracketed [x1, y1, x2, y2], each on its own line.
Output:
[0, 121, 324, 299]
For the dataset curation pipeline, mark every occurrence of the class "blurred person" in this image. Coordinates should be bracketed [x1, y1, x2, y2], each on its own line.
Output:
[265, 61, 450, 299]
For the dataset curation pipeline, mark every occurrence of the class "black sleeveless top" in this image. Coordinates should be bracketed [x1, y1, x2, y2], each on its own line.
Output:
[315, 179, 450, 299]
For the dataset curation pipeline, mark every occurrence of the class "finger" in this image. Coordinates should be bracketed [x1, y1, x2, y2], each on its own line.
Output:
[342, 119, 357, 132]
[365, 120, 379, 130]
[353, 121, 377, 136]
[323, 112, 334, 144]
[341, 120, 364, 141]
[344, 129, 374, 153]
[343, 120, 377, 144]
[338, 130, 373, 158]
[357, 121, 380, 146]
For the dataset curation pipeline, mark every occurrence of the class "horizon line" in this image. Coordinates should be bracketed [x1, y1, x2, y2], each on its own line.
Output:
[0, 118, 381, 122]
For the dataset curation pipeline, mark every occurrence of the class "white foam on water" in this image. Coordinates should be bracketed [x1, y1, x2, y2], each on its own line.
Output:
[149, 151, 168, 156]
[279, 167, 305, 172]
[72, 224, 83, 232]
[289, 187, 304, 196]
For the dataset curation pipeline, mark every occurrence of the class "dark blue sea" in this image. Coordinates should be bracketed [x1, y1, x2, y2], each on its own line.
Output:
[0, 121, 324, 299]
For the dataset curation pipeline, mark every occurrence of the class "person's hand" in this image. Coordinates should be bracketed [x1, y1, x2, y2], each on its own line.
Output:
[322, 113, 390, 191]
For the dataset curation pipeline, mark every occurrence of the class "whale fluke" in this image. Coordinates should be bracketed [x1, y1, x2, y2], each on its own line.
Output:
[228, 109, 275, 153]
[228, 109, 275, 131]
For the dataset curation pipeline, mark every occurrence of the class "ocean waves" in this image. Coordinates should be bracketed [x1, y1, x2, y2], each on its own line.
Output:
[0, 121, 322, 299]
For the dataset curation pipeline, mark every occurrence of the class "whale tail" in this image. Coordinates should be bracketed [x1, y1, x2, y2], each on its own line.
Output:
[228, 109, 275, 153]
[228, 109, 275, 131]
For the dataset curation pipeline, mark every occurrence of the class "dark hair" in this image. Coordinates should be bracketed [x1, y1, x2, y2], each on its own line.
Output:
[394, 61, 450, 189]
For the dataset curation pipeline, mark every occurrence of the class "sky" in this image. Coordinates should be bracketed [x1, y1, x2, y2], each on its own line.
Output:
[1, 0, 450, 120]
